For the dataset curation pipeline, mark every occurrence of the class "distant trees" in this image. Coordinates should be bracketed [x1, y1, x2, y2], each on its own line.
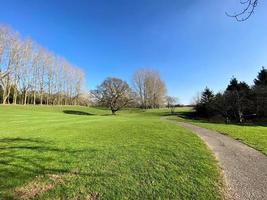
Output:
[0, 25, 85, 105]
[90, 69, 169, 113]
[0, 25, 173, 110]
[195, 67, 267, 123]
[91, 77, 133, 115]
[132, 68, 166, 109]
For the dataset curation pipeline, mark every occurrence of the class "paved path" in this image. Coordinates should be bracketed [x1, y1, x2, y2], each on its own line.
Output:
[162, 118, 267, 200]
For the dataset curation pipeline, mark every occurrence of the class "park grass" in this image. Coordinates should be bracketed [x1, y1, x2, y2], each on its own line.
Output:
[168, 108, 267, 155]
[0, 105, 223, 199]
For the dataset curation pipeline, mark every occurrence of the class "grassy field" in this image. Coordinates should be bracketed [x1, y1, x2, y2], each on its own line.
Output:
[0, 106, 222, 199]
[169, 108, 267, 155]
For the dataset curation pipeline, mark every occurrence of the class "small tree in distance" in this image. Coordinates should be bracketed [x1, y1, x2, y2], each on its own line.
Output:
[166, 96, 179, 114]
[91, 77, 132, 115]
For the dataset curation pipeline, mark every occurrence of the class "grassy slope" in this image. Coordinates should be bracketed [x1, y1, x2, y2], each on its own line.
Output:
[0, 106, 222, 199]
[169, 108, 267, 155]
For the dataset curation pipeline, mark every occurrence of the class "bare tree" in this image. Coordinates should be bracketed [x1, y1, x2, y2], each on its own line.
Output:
[0, 26, 10, 90]
[133, 68, 166, 109]
[91, 77, 132, 115]
[166, 96, 179, 114]
[226, 0, 258, 21]
[1, 30, 21, 104]
[19, 39, 33, 105]
[133, 69, 146, 108]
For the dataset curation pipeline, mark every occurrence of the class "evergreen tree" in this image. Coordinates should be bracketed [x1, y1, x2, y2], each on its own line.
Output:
[253, 67, 267, 118]
[226, 77, 239, 91]
[254, 67, 267, 86]
[200, 87, 214, 104]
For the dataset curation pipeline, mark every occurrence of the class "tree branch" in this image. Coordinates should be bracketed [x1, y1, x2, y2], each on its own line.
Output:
[226, 0, 258, 21]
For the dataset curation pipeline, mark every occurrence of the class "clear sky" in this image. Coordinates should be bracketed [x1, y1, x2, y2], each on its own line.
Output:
[0, 0, 266, 104]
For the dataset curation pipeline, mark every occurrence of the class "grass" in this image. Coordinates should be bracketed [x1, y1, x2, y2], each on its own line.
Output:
[0, 105, 222, 199]
[169, 108, 267, 155]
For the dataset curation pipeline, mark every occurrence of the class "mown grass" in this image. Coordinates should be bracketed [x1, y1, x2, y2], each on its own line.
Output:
[0, 105, 222, 199]
[169, 108, 267, 155]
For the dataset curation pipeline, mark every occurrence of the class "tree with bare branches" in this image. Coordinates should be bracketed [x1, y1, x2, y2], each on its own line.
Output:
[91, 77, 132, 115]
[133, 68, 166, 109]
[166, 96, 179, 114]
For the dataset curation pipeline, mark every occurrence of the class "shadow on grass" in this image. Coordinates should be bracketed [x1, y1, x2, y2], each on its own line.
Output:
[0, 137, 113, 199]
[63, 110, 94, 116]
[176, 111, 267, 127]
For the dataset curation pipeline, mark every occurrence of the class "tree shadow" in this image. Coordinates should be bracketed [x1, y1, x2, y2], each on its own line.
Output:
[176, 111, 267, 127]
[63, 110, 94, 116]
[0, 137, 113, 199]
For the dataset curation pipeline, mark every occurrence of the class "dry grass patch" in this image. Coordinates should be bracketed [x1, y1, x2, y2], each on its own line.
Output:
[14, 174, 64, 200]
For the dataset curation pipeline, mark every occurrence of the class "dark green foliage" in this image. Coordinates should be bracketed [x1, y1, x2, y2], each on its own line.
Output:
[253, 67, 267, 118]
[254, 67, 267, 86]
[195, 68, 267, 123]
[195, 87, 215, 118]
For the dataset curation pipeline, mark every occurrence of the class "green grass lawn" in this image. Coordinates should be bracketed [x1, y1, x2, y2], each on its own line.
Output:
[169, 108, 267, 155]
[0, 106, 222, 199]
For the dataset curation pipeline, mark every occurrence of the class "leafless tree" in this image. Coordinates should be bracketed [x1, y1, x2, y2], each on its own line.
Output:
[226, 0, 258, 21]
[133, 68, 166, 109]
[0, 26, 10, 89]
[166, 96, 179, 114]
[91, 77, 132, 114]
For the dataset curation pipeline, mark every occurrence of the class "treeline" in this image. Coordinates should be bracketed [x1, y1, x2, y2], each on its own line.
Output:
[195, 67, 267, 123]
[0, 25, 86, 106]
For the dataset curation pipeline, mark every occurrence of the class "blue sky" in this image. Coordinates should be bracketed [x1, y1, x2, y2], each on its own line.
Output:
[0, 0, 266, 104]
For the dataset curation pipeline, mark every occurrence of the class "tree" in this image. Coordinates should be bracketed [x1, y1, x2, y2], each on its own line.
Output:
[254, 67, 267, 86]
[195, 87, 215, 118]
[226, 0, 258, 21]
[166, 96, 178, 114]
[91, 77, 132, 115]
[133, 68, 166, 109]
[226, 78, 252, 122]
[201, 87, 214, 103]
[253, 67, 267, 118]
[0, 26, 10, 92]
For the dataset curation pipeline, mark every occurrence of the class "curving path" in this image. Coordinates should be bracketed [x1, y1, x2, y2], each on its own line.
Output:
[162, 118, 267, 200]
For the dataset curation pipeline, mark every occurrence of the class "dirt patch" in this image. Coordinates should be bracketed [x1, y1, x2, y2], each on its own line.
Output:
[14, 174, 64, 200]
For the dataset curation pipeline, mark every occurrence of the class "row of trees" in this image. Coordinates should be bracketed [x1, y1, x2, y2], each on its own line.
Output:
[91, 68, 169, 114]
[195, 67, 267, 123]
[0, 25, 85, 105]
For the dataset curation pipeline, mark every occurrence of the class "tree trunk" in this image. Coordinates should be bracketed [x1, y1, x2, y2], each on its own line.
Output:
[40, 90, 43, 105]
[13, 88, 17, 104]
[2, 90, 8, 104]
[3, 85, 11, 104]
[33, 91, 36, 105]
[24, 91, 27, 105]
